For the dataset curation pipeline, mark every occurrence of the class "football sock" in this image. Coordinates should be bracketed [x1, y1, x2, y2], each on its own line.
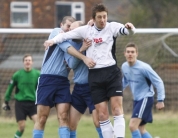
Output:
[142, 132, 152, 138]
[113, 114, 125, 138]
[132, 130, 141, 138]
[70, 130, 76, 138]
[58, 127, 70, 138]
[33, 129, 44, 138]
[96, 127, 103, 138]
[14, 130, 23, 138]
[100, 119, 114, 138]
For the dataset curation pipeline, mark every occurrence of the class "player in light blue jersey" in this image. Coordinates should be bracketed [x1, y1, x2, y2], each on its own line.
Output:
[63, 21, 103, 138]
[33, 16, 94, 138]
[121, 43, 165, 138]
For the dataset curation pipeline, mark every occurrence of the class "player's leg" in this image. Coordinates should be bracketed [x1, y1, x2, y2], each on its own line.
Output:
[91, 109, 103, 138]
[108, 66, 125, 138]
[129, 118, 142, 138]
[14, 100, 26, 138]
[33, 105, 50, 138]
[55, 77, 71, 138]
[56, 103, 70, 138]
[88, 67, 114, 138]
[139, 125, 152, 138]
[33, 75, 58, 138]
[95, 101, 114, 138]
[130, 97, 154, 138]
[110, 96, 125, 138]
[69, 105, 82, 138]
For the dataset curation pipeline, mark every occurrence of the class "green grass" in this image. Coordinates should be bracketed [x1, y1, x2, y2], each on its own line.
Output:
[0, 112, 177, 138]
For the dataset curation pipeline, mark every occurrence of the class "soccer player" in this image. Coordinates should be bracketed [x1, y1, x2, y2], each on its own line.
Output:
[33, 16, 74, 138]
[64, 21, 103, 138]
[33, 16, 94, 138]
[2, 54, 40, 138]
[121, 43, 165, 138]
[43, 3, 135, 138]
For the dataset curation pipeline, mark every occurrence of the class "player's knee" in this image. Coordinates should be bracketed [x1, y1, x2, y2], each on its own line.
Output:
[98, 112, 108, 121]
[39, 115, 48, 126]
[129, 123, 137, 132]
[112, 106, 123, 115]
[58, 112, 68, 122]
[69, 124, 77, 131]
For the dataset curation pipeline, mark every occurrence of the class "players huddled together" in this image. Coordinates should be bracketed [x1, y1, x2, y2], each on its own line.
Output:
[2, 3, 165, 138]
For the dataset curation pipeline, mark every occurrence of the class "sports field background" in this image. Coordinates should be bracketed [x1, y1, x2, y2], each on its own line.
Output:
[0, 112, 177, 138]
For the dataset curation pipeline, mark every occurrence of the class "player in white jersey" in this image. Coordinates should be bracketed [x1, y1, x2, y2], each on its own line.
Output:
[121, 43, 165, 138]
[44, 3, 136, 138]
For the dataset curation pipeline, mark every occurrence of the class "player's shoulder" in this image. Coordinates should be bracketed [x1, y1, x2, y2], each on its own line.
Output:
[12, 69, 24, 77]
[108, 21, 125, 27]
[136, 60, 152, 72]
[32, 68, 40, 74]
[121, 61, 128, 68]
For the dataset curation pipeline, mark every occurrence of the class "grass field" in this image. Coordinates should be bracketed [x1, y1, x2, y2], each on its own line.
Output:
[0, 112, 177, 138]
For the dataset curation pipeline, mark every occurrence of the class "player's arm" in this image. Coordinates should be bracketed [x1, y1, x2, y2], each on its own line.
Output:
[110, 22, 136, 37]
[143, 66, 165, 109]
[44, 26, 86, 48]
[2, 75, 16, 111]
[65, 50, 81, 69]
[121, 65, 129, 90]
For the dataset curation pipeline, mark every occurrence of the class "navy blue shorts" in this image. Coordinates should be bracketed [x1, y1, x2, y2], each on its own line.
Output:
[132, 97, 153, 126]
[36, 74, 71, 107]
[71, 83, 95, 114]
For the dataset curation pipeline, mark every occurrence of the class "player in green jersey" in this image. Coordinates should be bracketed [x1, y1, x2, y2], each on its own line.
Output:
[2, 54, 40, 138]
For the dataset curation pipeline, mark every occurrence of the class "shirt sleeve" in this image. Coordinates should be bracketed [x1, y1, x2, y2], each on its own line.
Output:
[4, 73, 17, 101]
[121, 64, 129, 90]
[143, 65, 165, 101]
[110, 22, 135, 37]
[52, 26, 87, 44]
[64, 52, 81, 69]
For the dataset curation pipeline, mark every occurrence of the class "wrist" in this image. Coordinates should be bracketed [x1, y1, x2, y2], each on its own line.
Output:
[158, 100, 164, 102]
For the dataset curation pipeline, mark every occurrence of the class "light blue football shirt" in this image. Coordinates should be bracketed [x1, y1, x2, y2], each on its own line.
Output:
[121, 60, 165, 101]
[64, 40, 88, 84]
[40, 28, 70, 77]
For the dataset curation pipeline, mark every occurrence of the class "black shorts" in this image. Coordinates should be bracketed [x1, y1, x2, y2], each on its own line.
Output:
[15, 100, 37, 122]
[88, 65, 123, 105]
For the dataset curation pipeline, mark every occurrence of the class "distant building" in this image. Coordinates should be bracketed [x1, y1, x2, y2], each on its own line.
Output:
[0, 0, 101, 28]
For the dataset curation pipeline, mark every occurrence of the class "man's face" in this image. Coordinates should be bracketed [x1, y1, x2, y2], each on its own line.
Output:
[93, 11, 107, 29]
[23, 56, 33, 70]
[61, 20, 72, 32]
[124, 47, 138, 65]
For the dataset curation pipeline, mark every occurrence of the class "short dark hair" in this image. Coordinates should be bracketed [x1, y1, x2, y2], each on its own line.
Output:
[23, 54, 32, 62]
[125, 42, 138, 52]
[61, 16, 76, 24]
[92, 3, 108, 19]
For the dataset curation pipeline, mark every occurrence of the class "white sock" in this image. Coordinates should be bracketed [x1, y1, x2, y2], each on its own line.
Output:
[113, 114, 125, 138]
[100, 119, 114, 138]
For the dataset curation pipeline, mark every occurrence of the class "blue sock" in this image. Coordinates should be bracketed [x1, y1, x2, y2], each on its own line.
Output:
[132, 130, 141, 138]
[142, 132, 152, 138]
[70, 130, 76, 138]
[96, 127, 103, 138]
[58, 127, 70, 138]
[33, 129, 44, 138]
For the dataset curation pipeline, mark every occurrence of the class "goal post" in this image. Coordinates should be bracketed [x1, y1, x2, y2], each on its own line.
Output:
[0, 28, 178, 115]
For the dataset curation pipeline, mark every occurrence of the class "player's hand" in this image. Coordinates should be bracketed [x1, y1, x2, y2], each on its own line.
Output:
[156, 102, 165, 110]
[44, 39, 54, 50]
[87, 19, 94, 26]
[80, 39, 92, 52]
[2, 101, 10, 111]
[82, 57, 96, 68]
[125, 22, 134, 29]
